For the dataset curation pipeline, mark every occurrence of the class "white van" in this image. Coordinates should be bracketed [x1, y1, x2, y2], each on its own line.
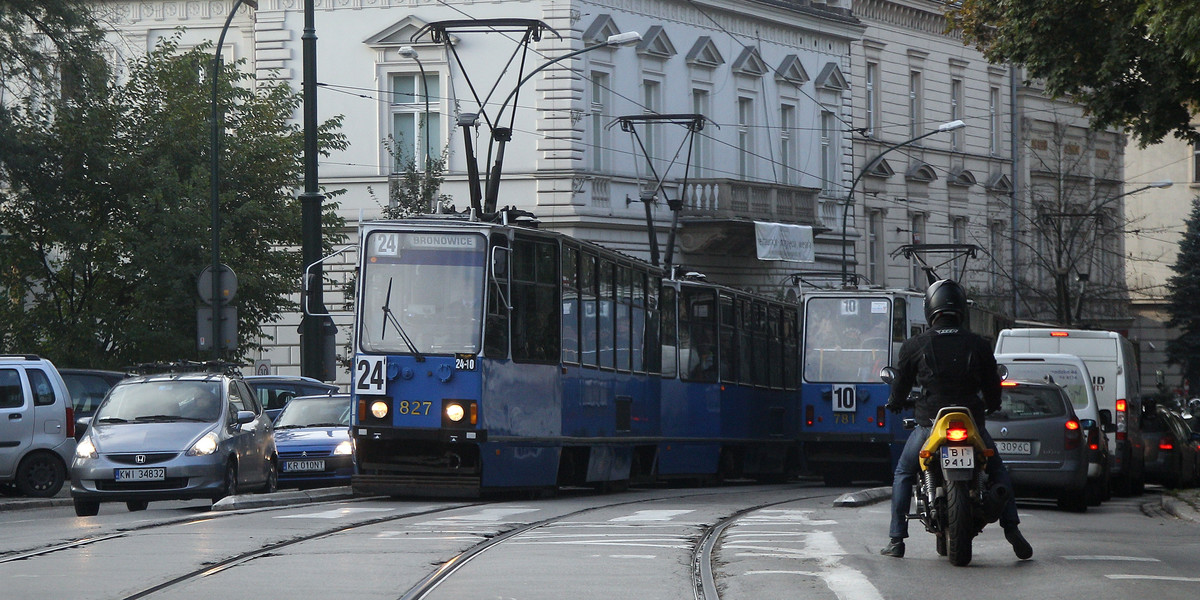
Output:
[994, 328, 1146, 496]
[994, 353, 1110, 504]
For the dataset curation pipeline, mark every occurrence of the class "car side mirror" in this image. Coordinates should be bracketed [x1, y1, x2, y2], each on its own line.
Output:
[879, 366, 897, 384]
[996, 364, 1009, 380]
[235, 410, 256, 425]
[76, 416, 92, 438]
[1098, 409, 1116, 433]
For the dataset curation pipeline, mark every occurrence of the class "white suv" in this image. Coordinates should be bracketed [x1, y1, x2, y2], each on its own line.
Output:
[0, 355, 75, 497]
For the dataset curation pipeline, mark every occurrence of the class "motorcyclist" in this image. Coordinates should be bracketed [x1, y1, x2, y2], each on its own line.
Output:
[880, 279, 1032, 560]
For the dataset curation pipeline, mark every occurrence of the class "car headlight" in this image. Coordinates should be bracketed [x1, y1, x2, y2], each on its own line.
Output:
[333, 440, 354, 456]
[370, 401, 389, 419]
[445, 403, 465, 422]
[75, 437, 97, 459]
[186, 432, 219, 456]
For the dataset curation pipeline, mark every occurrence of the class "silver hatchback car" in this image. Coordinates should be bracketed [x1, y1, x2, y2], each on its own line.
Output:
[70, 367, 277, 516]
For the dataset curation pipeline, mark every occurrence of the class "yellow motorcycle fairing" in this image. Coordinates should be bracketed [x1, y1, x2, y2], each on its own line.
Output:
[917, 409, 992, 472]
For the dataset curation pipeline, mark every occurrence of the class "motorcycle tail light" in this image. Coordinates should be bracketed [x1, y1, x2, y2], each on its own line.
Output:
[947, 420, 968, 442]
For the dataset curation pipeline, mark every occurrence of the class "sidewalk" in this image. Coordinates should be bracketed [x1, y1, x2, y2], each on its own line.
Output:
[1160, 487, 1200, 523]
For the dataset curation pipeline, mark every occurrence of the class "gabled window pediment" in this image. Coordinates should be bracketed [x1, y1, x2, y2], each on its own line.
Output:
[731, 46, 768, 77]
[583, 14, 622, 46]
[365, 16, 449, 48]
[636, 26, 677, 59]
[867, 158, 895, 178]
[814, 62, 848, 91]
[905, 162, 938, 183]
[685, 36, 724, 68]
[775, 54, 809, 85]
[986, 172, 1013, 193]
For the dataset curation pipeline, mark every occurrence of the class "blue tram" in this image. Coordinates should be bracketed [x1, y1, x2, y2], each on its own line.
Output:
[350, 217, 802, 496]
[798, 288, 927, 485]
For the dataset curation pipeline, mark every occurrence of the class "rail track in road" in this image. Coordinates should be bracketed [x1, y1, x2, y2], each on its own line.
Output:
[2, 483, 844, 600]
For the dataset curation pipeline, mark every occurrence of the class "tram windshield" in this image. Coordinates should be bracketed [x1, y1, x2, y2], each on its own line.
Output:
[359, 230, 486, 355]
[803, 296, 891, 383]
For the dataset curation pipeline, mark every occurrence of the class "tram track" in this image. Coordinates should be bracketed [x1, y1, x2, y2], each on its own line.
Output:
[4, 483, 843, 599]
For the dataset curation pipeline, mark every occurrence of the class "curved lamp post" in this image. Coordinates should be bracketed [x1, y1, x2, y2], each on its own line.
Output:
[397, 46, 431, 174]
[209, 0, 257, 357]
[840, 119, 966, 286]
[482, 31, 642, 211]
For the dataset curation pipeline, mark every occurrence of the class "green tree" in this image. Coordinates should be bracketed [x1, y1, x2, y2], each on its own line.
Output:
[0, 36, 347, 368]
[0, 0, 102, 101]
[1165, 197, 1200, 394]
[948, 0, 1200, 146]
[377, 137, 450, 219]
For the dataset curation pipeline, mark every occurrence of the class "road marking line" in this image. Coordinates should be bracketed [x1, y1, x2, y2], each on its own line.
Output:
[610, 509, 694, 522]
[1107, 575, 1200, 582]
[275, 507, 393, 519]
[1064, 556, 1160, 562]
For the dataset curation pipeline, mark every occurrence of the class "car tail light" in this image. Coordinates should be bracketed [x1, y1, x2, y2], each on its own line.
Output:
[1050, 331, 1070, 337]
[947, 420, 968, 442]
[1159, 437, 1175, 451]
[65, 406, 74, 439]
[1065, 419, 1082, 450]
[805, 405, 814, 427]
[1116, 399, 1127, 440]
[876, 406, 886, 428]
[1086, 427, 1100, 451]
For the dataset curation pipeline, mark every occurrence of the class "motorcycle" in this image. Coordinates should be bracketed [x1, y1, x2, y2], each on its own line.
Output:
[881, 366, 1011, 566]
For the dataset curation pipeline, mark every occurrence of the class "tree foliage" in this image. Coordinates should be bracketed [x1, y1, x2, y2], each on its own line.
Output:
[0, 0, 103, 101]
[948, 0, 1200, 147]
[1165, 197, 1200, 393]
[0, 35, 347, 368]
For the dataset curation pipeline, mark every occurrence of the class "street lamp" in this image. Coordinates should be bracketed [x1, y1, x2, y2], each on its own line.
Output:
[209, 0, 257, 357]
[397, 46, 431, 176]
[482, 31, 642, 212]
[840, 119, 966, 285]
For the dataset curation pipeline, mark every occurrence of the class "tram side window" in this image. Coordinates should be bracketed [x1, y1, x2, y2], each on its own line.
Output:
[893, 297, 908, 342]
[511, 237, 560, 363]
[681, 287, 718, 382]
[737, 299, 753, 385]
[631, 272, 645, 372]
[484, 235, 509, 358]
[562, 246, 580, 364]
[769, 305, 784, 389]
[644, 278, 661, 374]
[783, 307, 798, 389]
[660, 285, 677, 378]
[616, 266, 632, 372]
[581, 253, 599, 367]
[598, 259, 616, 369]
[752, 301, 769, 387]
[719, 295, 737, 383]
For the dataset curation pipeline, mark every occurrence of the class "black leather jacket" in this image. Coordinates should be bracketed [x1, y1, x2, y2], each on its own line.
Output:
[887, 324, 1001, 427]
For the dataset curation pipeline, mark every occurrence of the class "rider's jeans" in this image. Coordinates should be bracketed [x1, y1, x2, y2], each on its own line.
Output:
[888, 425, 1020, 539]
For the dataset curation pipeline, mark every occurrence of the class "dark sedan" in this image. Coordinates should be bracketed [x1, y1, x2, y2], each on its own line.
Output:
[273, 394, 354, 489]
[1141, 405, 1200, 489]
[986, 380, 1093, 512]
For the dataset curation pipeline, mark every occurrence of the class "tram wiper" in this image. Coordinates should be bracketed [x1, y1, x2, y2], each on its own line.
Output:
[381, 277, 426, 362]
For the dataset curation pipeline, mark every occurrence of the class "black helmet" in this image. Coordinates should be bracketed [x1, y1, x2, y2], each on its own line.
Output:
[925, 279, 967, 323]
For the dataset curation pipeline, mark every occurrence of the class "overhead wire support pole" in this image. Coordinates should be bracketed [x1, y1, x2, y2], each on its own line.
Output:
[299, 0, 332, 380]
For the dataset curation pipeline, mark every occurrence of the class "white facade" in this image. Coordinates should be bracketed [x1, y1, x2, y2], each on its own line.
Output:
[89, 1, 1124, 384]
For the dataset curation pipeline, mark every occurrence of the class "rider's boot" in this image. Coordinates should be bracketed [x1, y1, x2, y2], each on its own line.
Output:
[1004, 526, 1033, 560]
[879, 538, 905, 558]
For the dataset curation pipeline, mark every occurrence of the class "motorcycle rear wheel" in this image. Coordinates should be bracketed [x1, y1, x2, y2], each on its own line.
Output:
[945, 480, 973, 566]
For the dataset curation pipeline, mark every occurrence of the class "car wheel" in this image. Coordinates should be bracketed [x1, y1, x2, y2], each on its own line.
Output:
[126, 500, 149, 512]
[15, 452, 66, 498]
[213, 460, 238, 505]
[1057, 491, 1088, 513]
[74, 498, 100, 517]
[1084, 478, 1104, 506]
[261, 458, 278, 494]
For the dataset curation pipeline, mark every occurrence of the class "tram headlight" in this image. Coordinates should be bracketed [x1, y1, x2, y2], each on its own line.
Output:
[370, 401, 389, 419]
[445, 403, 465, 423]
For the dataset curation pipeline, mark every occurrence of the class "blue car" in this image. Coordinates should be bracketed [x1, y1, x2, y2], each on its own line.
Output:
[273, 394, 354, 489]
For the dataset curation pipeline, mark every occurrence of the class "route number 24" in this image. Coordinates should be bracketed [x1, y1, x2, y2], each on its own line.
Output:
[355, 355, 386, 394]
